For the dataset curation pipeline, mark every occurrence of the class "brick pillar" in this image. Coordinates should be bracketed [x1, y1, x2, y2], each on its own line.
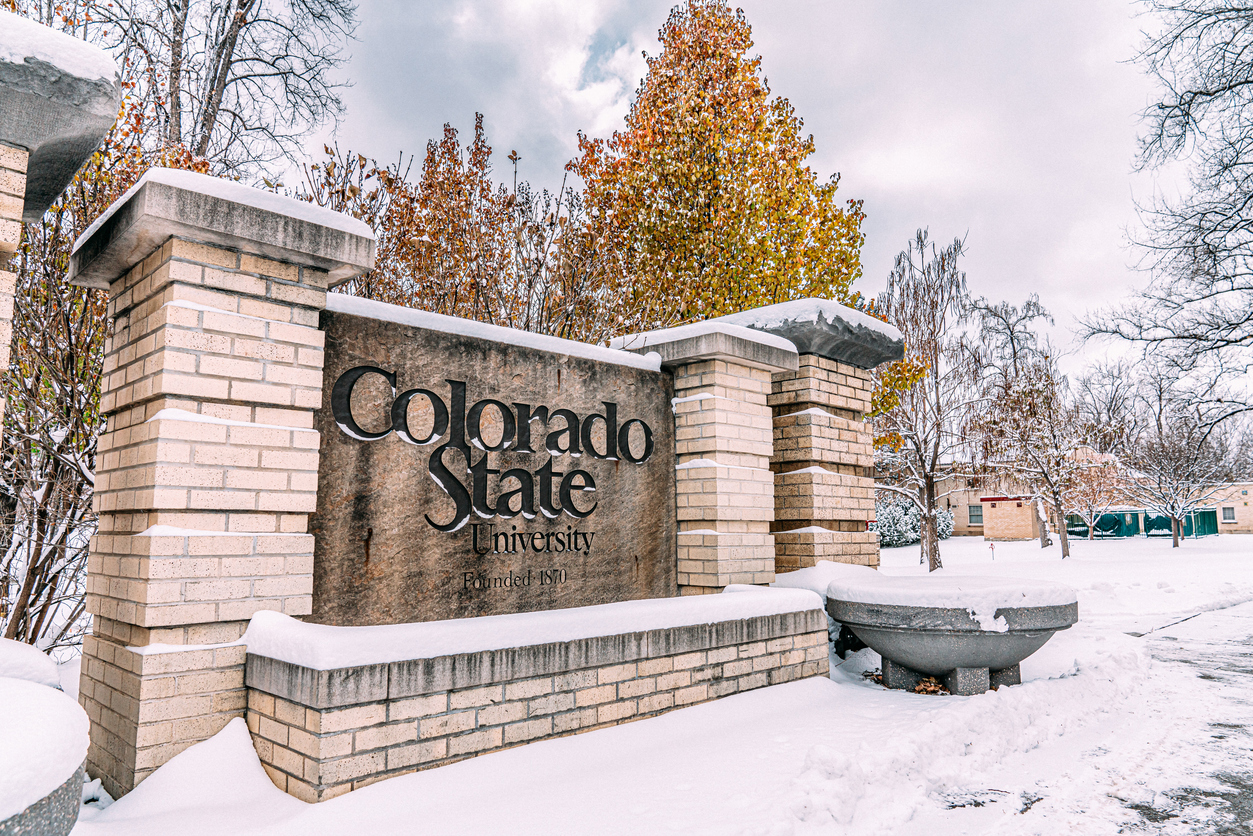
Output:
[770, 355, 879, 570]
[610, 323, 798, 594]
[69, 170, 373, 797]
[0, 144, 25, 425]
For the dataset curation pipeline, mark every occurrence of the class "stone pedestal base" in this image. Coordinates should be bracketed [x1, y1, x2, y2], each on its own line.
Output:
[880, 658, 1021, 696]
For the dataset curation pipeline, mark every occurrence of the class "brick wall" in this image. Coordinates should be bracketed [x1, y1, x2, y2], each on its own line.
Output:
[1214, 485, 1253, 534]
[245, 609, 828, 801]
[80, 236, 329, 798]
[982, 499, 1040, 541]
[769, 355, 878, 571]
[673, 359, 778, 593]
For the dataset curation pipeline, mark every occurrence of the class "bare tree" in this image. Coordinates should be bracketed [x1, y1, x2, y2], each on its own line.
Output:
[1124, 367, 1234, 546]
[1066, 461, 1123, 540]
[978, 354, 1087, 557]
[1074, 360, 1142, 455]
[970, 293, 1053, 388]
[874, 229, 978, 572]
[970, 295, 1064, 551]
[1087, 2, 1253, 409]
[98, 0, 357, 173]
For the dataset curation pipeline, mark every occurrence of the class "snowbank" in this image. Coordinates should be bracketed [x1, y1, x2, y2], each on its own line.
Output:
[879, 535, 1253, 633]
[0, 637, 61, 689]
[244, 588, 822, 670]
[73, 718, 303, 834]
[327, 293, 662, 372]
[0, 678, 88, 821]
[73, 168, 375, 254]
[71, 626, 1149, 836]
[0, 9, 118, 82]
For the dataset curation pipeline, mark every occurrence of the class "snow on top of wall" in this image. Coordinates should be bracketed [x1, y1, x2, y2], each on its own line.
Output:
[0, 10, 118, 82]
[609, 320, 797, 354]
[719, 299, 903, 343]
[826, 572, 1078, 632]
[772, 560, 882, 600]
[326, 293, 663, 373]
[0, 637, 60, 689]
[73, 168, 375, 254]
[243, 587, 823, 670]
[0, 677, 88, 821]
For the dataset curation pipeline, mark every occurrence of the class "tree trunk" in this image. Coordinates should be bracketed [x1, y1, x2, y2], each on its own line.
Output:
[194, 0, 257, 158]
[923, 479, 942, 572]
[1171, 516, 1181, 548]
[1053, 496, 1070, 558]
[166, 0, 191, 148]
[1037, 499, 1051, 549]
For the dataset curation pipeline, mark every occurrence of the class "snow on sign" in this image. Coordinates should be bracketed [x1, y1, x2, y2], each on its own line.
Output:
[309, 295, 677, 626]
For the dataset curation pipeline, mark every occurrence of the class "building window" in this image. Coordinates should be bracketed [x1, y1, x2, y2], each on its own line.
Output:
[969, 505, 983, 525]
[1223, 507, 1236, 522]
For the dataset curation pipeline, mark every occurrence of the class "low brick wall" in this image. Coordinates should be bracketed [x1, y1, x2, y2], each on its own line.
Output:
[245, 608, 828, 801]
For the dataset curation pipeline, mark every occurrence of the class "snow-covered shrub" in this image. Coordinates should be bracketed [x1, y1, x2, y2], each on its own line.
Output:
[872, 499, 954, 547]
[872, 499, 920, 547]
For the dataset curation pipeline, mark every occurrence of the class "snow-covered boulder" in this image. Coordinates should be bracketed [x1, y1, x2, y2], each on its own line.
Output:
[0, 637, 61, 689]
[0, 677, 89, 834]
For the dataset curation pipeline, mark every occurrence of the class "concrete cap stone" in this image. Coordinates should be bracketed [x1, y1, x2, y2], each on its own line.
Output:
[70, 168, 376, 288]
[610, 320, 799, 373]
[715, 298, 905, 370]
[0, 10, 120, 221]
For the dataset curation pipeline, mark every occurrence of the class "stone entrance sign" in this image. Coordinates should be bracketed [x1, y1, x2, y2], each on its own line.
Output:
[310, 296, 676, 625]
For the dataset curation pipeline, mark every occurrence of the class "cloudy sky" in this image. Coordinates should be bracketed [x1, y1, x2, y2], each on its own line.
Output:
[315, 0, 1180, 359]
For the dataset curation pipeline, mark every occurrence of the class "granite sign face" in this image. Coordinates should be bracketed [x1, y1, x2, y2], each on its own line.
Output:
[310, 302, 677, 625]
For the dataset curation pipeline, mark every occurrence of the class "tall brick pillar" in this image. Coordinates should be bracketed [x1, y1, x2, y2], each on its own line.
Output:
[68, 169, 374, 797]
[717, 301, 906, 574]
[769, 355, 879, 569]
[611, 323, 798, 594]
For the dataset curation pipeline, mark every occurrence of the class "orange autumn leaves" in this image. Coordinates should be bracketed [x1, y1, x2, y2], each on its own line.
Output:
[322, 0, 867, 343]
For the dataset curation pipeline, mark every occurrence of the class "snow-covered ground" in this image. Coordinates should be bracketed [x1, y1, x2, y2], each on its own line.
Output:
[71, 534, 1253, 835]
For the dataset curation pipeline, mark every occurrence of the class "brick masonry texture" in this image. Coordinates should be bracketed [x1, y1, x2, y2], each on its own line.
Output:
[671, 358, 780, 592]
[80, 236, 330, 798]
[245, 609, 829, 801]
[0, 145, 27, 432]
[769, 355, 880, 570]
[0, 144, 25, 258]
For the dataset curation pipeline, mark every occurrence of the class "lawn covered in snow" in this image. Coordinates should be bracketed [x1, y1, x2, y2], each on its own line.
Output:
[72, 534, 1253, 835]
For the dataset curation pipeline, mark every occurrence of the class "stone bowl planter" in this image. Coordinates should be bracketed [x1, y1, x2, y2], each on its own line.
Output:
[0, 763, 84, 836]
[826, 575, 1078, 695]
[0, 678, 89, 836]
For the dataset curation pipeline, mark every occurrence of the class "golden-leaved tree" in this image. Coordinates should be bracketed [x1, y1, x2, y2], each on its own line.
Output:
[570, 0, 866, 322]
[304, 119, 650, 344]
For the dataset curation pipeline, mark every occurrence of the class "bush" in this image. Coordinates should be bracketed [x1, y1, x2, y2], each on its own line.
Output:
[871, 499, 953, 548]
